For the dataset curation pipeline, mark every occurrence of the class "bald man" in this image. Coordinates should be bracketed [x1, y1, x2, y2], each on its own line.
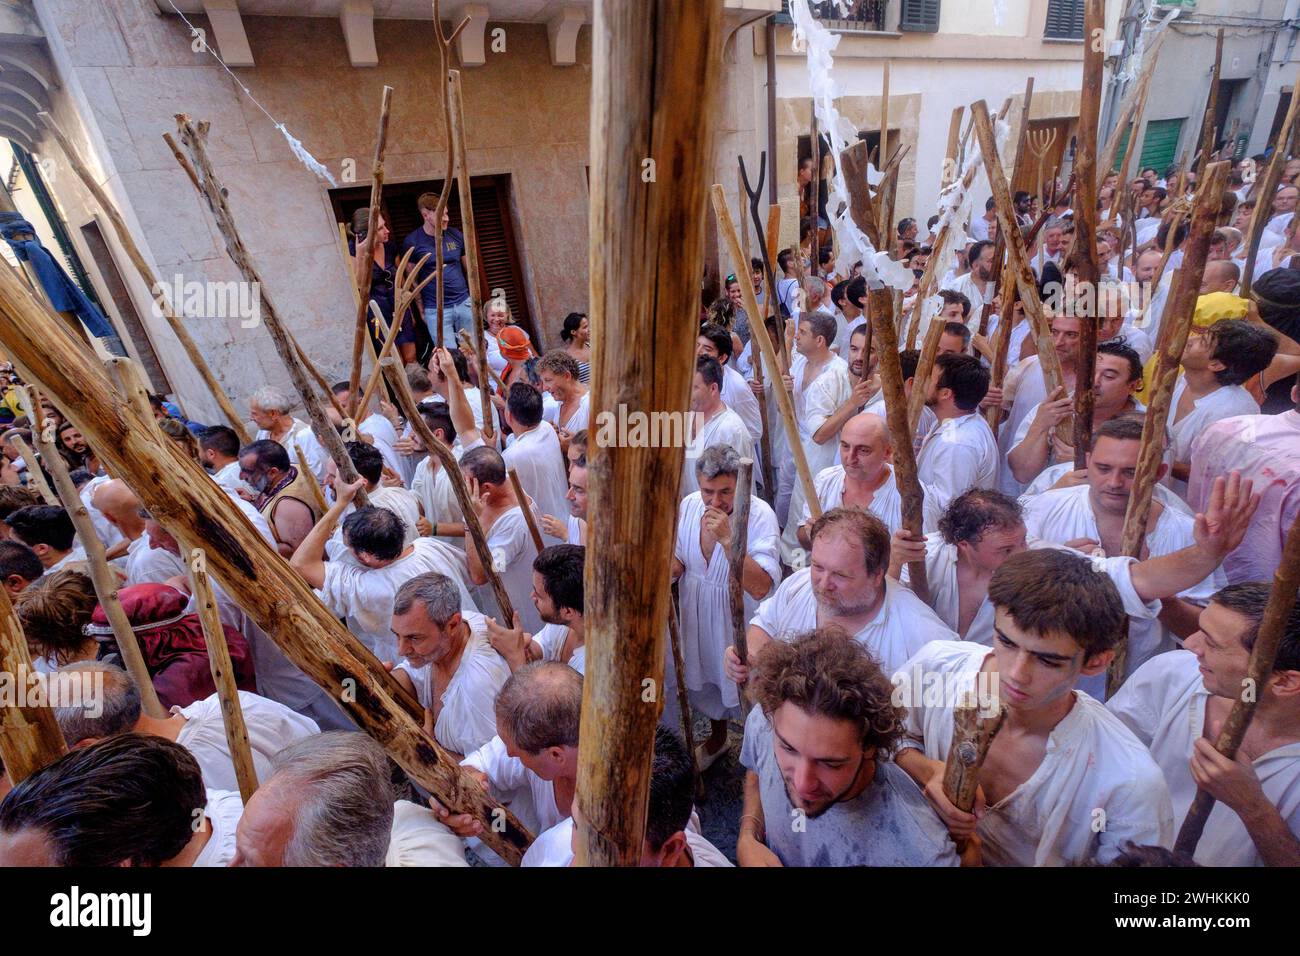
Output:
[1199, 259, 1241, 296]
[791, 413, 941, 552]
[92, 479, 185, 585]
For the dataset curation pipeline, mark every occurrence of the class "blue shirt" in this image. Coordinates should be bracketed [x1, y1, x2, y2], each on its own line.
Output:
[401, 225, 469, 308]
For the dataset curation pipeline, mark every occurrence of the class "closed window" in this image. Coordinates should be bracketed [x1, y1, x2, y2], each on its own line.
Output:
[1044, 0, 1085, 39]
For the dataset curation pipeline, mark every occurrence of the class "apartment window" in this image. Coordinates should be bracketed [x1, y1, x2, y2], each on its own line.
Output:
[1139, 118, 1185, 174]
[899, 0, 940, 32]
[1044, 0, 1085, 39]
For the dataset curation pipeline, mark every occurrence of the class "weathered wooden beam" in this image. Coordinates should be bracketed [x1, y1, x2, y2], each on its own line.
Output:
[576, 0, 725, 867]
[1195, 29, 1225, 184]
[175, 115, 370, 510]
[1242, 59, 1300, 297]
[0, 585, 67, 784]
[0, 269, 533, 864]
[1110, 162, 1229, 692]
[1098, 24, 1171, 187]
[39, 112, 251, 443]
[942, 692, 1006, 856]
[728, 456, 753, 711]
[10, 434, 55, 505]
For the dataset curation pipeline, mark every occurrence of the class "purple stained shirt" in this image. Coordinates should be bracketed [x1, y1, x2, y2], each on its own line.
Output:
[1187, 410, 1300, 585]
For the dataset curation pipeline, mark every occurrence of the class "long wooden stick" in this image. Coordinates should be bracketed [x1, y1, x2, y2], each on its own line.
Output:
[188, 558, 259, 803]
[347, 86, 394, 421]
[176, 116, 370, 510]
[293, 442, 329, 515]
[1107, 58, 1157, 223]
[11, 435, 55, 505]
[0, 268, 533, 864]
[507, 468, 545, 553]
[711, 185, 821, 520]
[378, 357, 514, 622]
[736, 154, 778, 504]
[38, 113, 251, 443]
[357, 252, 434, 418]
[447, 69, 494, 442]
[1242, 59, 1300, 297]
[877, 60, 890, 242]
[1070, 0, 1106, 468]
[26, 388, 165, 718]
[728, 457, 753, 709]
[941, 106, 964, 190]
[576, 0, 724, 867]
[1195, 29, 1225, 185]
[1174, 507, 1300, 855]
[1109, 162, 1229, 692]
[985, 256, 1019, 437]
[0, 585, 67, 783]
[288, 330, 349, 422]
[1098, 23, 1172, 188]
[942, 692, 1006, 854]
[428, 1, 471, 352]
[666, 589, 700, 795]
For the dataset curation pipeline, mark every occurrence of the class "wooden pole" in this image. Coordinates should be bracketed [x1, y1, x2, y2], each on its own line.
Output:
[1070, 0, 1106, 469]
[941, 692, 1006, 853]
[11, 435, 55, 505]
[941, 106, 964, 190]
[728, 457, 753, 710]
[712, 186, 821, 520]
[877, 61, 890, 242]
[0, 269, 533, 864]
[507, 468, 545, 553]
[357, 252, 434, 419]
[0, 585, 67, 784]
[1110, 162, 1229, 692]
[378, 357, 515, 622]
[25, 389, 166, 719]
[346, 86, 394, 422]
[38, 113, 251, 444]
[810, 102, 820, 277]
[1107, 60, 1156, 223]
[576, 0, 724, 868]
[985, 257, 1019, 437]
[666, 589, 700, 795]
[1196, 29, 1225, 185]
[736, 155, 778, 505]
[428, 3, 471, 353]
[447, 69, 495, 442]
[1174, 508, 1300, 855]
[293, 442, 330, 515]
[188, 558, 259, 803]
[1098, 25, 1172, 188]
[175, 116, 370, 510]
[1242, 60, 1300, 297]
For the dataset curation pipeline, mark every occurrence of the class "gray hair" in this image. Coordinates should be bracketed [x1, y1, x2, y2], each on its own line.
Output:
[694, 443, 740, 481]
[802, 276, 827, 300]
[392, 572, 461, 626]
[268, 731, 395, 867]
[249, 386, 292, 415]
[52, 662, 139, 745]
[495, 661, 582, 753]
[1044, 217, 1068, 233]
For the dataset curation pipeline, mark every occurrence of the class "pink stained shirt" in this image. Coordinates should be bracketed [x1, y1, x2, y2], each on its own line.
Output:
[1187, 410, 1300, 584]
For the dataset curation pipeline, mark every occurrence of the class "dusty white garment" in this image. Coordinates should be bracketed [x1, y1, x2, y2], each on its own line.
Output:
[463, 734, 566, 838]
[534, 622, 585, 673]
[482, 506, 543, 633]
[502, 422, 569, 526]
[721, 363, 763, 445]
[192, 788, 243, 867]
[679, 406, 754, 500]
[520, 815, 732, 868]
[175, 690, 319, 792]
[787, 351, 853, 526]
[125, 534, 187, 586]
[1166, 376, 1259, 499]
[385, 799, 469, 867]
[916, 412, 999, 509]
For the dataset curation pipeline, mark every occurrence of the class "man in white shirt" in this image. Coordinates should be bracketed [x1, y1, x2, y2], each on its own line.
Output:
[198, 425, 255, 497]
[671, 444, 779, 768]
[501, 382, 569, 526]
[783, 312, 852, 528]
[999, 312, 1083, 495]
[248, 385, 308, 448]
[681, 356, 754, 499]
[459, 445, 544, 633]
[892, 548, 1174, 866]
[485, 543, 587, 675]
[6, 505, 84, 572]
[291, 477, 474, 662]
[725, 508, 957, 688]
[946, 239, 997, 327]
[408, 402, 470, 549]
[1167, 319, 1276, 496]
[50, 661, 318, 794]
[1108, 583, 1300, 866]
[1031, 218, 1068, 275]
[697, 323, 762, 446]
[328, 382, 405, 479]
[523, 726, 732, 867]
[324, 440, 421, 547]
[970, 197, 998, 242]
[90, 479, 184, 585]
[389, 572, 510, 759]
[917, 352, 998, 508]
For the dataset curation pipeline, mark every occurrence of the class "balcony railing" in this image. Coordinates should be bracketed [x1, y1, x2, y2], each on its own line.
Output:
[778, 0, 890, 33]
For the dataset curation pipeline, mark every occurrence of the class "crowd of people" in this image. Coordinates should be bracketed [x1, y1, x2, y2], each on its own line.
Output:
[0, 150, 1298, 869]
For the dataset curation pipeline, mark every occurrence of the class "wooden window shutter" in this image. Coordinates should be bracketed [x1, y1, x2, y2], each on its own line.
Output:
[899, 0, 940, 33]
[1044, 0, 1085, 39]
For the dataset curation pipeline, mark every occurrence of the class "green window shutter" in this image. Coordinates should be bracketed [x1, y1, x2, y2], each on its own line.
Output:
[1139, 118, 1185, 173]
[1044, 0, 1084, 39]
[1115, 126, 1131, 171]
[899, 0, 940, 32]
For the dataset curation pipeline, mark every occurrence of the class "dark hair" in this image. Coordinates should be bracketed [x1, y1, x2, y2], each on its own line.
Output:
[809, 508, 890, 576]
[0, 539, 43, 585]
[0, 485, 39, 522]
[506, 382, 544, 428]
[1090, 415, 1146, 451]
[342, 506, 406, 562]
[444, 348, 471, 385]
[934, 353, 990, 411]
[986, 197, 998, 211]
[987, 549, 1125, 657]
[534, 544, 584, 616]
[1096, 340, 1143, 383]
[938, 489, 1023, 546]
[939, 289, 972, 318]
[494, 661, 582, 753]
[843, 275, 868, 310]
[830, 282, 847, 308]
[7, 505, 75, 552]
[800, 311, 838, 348]
[777, 248, 795, 275]
[419, 404, 456, 446]
[1205, 318, 1279, 386]
[198, 425, 240, 459]
[751, 627, 906, 751]
[1210, 582, 1300, 673]
[1155, 214, 1187, 250]
[942, 321, 972, 348]
[560, 313, 587, 344]
[239, 438, 290, 472]
[345, 440, 385, 485]
[897, 217, 916, 237]
[898, 348, 921, 382]
[645, 727, 695, 852]
[460, 445, 507, 486]
[967, 239, 994, 267]
[1014, 191, 1031, 205]
[698, 322, 733, 360]
[0, 733, 205, 866]
[695, 355, 724, 391]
